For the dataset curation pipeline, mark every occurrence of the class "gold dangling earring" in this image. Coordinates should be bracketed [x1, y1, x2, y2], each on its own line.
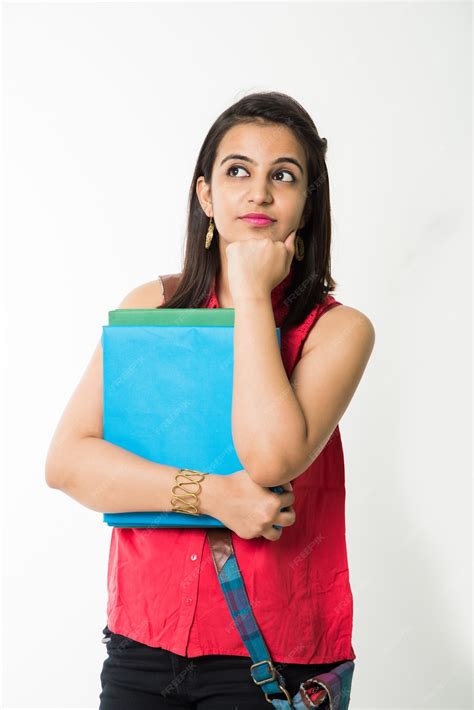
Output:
[295, 232, 305, 261]
[205, 216, 215, 250]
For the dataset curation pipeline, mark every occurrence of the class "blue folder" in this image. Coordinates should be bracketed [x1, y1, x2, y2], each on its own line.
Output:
[102, 309, 282, 528]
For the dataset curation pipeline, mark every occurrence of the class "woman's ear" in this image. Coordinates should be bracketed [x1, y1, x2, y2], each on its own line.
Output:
[196, 176, 212, 216]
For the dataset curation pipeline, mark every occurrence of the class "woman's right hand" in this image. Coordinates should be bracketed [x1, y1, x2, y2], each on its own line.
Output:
[215, 469, 296, 541]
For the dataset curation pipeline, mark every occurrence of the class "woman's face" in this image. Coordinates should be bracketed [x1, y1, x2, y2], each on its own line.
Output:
[197, 122, 310, 248]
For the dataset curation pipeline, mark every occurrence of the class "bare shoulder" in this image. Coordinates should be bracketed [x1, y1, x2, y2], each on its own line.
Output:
[117, 277, 165, 309]
[302, 303, 376, 357]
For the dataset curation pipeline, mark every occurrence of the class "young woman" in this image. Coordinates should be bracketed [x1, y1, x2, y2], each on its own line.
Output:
[45, 91, 375, 709]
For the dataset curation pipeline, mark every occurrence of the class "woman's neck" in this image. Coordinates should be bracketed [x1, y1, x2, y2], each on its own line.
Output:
[215, 269, 234, 309]
[215, 242, 234, 308]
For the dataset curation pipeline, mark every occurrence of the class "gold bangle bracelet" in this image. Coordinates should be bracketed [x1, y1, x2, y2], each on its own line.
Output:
[171, 468, 209, 515]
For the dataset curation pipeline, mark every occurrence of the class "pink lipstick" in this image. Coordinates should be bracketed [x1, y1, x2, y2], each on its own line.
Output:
[239, 212, 276, 227]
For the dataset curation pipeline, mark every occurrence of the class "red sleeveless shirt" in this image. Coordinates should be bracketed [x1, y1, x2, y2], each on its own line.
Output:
[106, 265, 356, 664]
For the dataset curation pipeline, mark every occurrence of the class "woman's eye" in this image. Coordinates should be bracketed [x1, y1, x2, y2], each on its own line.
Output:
[227, 166, 248, 178]
[274, 169, 295, 182]
[226, 165, 295, 182]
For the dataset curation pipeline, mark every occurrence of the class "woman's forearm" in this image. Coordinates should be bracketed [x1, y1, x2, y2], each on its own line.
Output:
[231, 296, 307, 483]
[45, 436, 224, 517]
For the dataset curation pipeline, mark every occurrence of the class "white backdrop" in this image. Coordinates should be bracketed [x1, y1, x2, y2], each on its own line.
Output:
[2, 2, 471, 708]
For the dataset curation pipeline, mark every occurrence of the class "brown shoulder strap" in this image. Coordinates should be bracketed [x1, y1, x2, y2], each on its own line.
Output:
[159, 273, 182, 305]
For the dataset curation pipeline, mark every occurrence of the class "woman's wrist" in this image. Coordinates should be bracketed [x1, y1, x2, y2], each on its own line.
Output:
[197, 472, 228, 518]
[169, 468, 227, 518]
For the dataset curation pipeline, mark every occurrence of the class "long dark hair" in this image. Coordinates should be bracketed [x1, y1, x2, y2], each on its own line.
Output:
[161, 90, 337, 333]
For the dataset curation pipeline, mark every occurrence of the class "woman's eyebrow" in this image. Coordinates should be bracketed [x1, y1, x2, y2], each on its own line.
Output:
[219, 153, 304, 175]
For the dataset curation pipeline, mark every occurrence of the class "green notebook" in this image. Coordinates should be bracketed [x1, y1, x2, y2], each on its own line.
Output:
[108, 307, 235, 326]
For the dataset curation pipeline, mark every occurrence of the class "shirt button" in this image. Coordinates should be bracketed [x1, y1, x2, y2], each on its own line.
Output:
[190, 554, 197, 561]
[186, 597, 193, 604]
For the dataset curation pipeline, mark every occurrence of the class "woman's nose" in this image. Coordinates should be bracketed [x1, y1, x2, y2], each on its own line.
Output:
[246, 178, 274, 204]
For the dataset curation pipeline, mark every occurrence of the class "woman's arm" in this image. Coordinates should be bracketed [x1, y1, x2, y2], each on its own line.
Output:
[232, 297, 375, 487]
[46, 434, 224, 516]
[47, 437, 296, 541]
[231, 296, 307, 481]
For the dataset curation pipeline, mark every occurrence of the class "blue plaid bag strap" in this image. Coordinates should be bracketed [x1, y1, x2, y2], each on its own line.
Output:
[206, 487, 294, 709]
[206, 492, 356, 710]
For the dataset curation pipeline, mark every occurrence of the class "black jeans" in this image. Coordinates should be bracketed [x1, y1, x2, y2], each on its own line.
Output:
[99, 625, 348, 709]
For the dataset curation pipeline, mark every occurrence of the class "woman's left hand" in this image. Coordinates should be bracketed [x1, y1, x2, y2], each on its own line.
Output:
[226, 229, 297, 303]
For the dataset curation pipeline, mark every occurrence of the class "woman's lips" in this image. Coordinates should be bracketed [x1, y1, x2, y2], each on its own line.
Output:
[239, 217, 275, 226]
